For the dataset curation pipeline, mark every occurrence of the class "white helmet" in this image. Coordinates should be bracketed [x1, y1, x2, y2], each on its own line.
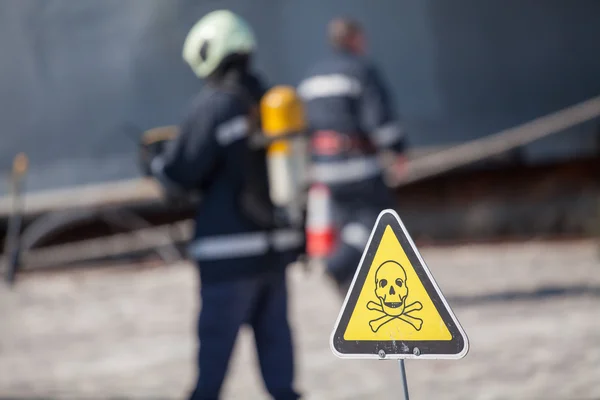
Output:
[182, 10, 256, 79]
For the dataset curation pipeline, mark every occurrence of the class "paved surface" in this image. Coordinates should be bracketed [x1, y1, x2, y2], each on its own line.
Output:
[1, 240, 600, 399]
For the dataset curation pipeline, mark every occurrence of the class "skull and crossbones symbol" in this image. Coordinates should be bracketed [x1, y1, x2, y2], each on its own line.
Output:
[367, 260, 423, 333]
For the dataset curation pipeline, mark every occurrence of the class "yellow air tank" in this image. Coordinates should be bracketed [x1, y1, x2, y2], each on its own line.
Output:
[260, 86, 307, 212]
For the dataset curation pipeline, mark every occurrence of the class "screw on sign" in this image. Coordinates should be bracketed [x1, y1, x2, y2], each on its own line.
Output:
[330, 209, 469, 399]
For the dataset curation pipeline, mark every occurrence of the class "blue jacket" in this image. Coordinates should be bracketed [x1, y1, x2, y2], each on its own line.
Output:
[152, 71, 303, 282]
[298, 50, 406, 190]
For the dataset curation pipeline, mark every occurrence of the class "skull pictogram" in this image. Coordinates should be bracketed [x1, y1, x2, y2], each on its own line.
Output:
[366, 260, 423, 332]
[375, 260, 409, 316]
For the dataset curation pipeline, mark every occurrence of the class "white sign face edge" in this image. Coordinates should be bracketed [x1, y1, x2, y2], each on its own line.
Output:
[329, 208, 470, 360]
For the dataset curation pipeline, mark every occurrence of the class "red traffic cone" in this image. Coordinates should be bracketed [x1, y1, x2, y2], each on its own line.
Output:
[305, 183, 335, 258]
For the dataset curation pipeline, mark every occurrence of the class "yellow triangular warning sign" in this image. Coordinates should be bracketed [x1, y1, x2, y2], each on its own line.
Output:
[330, 209, 469, 360]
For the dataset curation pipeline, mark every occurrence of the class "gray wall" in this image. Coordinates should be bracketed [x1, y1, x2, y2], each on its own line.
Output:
[1, 0, 599, 195]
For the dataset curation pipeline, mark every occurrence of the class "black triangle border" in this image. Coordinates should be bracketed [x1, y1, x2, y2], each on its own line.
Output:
[330, 209, 469, 359]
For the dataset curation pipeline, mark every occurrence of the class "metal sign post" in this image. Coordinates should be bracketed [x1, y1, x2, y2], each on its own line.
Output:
[398, 360, 410, 400]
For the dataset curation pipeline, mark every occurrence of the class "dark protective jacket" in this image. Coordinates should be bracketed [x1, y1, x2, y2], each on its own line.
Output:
[151, 70, 303, 282]
[298, 50, 406, 191]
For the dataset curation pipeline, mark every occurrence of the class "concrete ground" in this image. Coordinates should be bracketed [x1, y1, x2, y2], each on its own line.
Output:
[1, 240, 600, 400]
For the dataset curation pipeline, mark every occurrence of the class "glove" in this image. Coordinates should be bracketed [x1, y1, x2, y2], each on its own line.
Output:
[138, 126, 202, 209]
[138, 126, 179, 177]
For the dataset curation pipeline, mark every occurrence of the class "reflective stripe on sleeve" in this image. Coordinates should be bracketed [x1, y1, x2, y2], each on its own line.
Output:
[298, 74, 362, 100]
[310, 156, 382, 185]
[188, 229, 304, 260]
[216, 115, 249, 146]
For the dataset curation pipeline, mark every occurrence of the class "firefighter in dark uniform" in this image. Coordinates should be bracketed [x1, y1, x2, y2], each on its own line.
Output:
[150, 10, 302, 400]
[298, 18, 407, 296]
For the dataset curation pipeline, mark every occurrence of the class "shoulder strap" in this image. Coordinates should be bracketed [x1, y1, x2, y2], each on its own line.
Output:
[214, 79, 262, 139]
[209, 77, 305, 149]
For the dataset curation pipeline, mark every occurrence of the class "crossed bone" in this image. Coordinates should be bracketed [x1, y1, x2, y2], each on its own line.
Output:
[367, 300, 423, 332]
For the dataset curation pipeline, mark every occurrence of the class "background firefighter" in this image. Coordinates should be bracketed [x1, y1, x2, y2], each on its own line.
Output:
[298, 17, 408, 297]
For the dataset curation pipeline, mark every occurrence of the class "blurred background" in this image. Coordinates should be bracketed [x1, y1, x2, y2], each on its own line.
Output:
[1, 0, 599, 399]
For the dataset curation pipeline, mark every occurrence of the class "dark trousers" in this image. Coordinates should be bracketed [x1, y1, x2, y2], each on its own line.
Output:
[325, 178, 396, 296]
[326, 203, 379, 296]
[189, 269, 299, 400]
